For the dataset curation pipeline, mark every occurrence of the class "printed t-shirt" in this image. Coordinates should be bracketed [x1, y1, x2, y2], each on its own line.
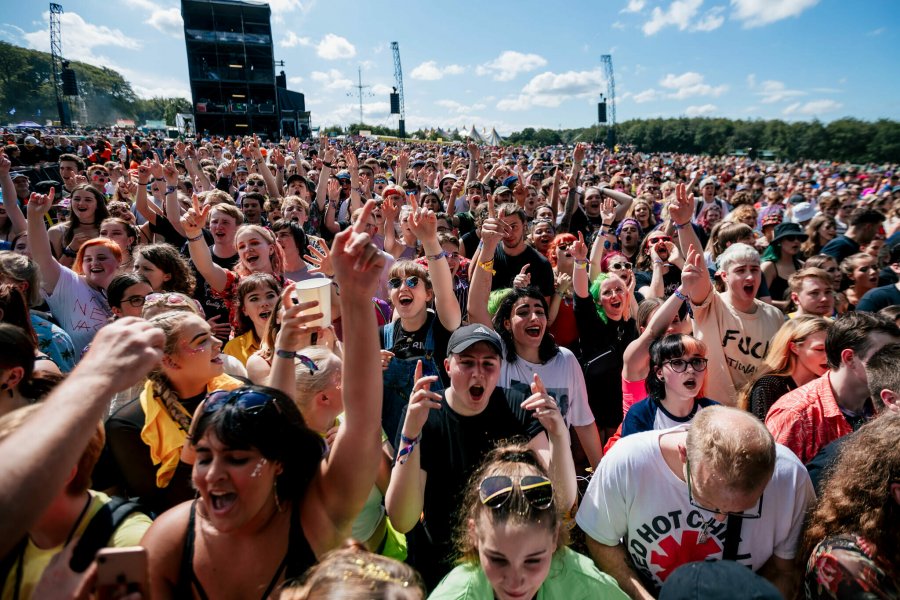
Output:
[621, 397, 718, 437]
[691, 291, 784, 407]
[44, 266, 112, 352]
[575, 428, 815, 595]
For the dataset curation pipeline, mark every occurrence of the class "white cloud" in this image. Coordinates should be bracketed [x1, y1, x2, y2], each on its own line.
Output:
[633, 89, 661, 103]
[436, 100, 487, 114]
[371, 83, 394, 96]
[316, 33, 356, 60]
[783, 99, 842, 116]
[476, 51, 547, 82]
[659, 72, 728, 99]
[268, 0, 308, 14]
[746, 73, 757, 88]
[146, 7, 182, 37]
[288, 76, 304, 86]
[868, 27, 886, 36]
[731, 0, 820, 27]
[694, 6, 725, 31]
[279, 31, 311, 48]
[410, 61, 465, 81]
[758, 79, 805, 103]
[643, 0, 702, 35]
[310, 69, 352, 91]
[622, 0, 646, 12]
[685, 103, 717, 116]
[497, 68, 605, 111]
[22, 11, 141, 61]
[612, 21, 626, 29]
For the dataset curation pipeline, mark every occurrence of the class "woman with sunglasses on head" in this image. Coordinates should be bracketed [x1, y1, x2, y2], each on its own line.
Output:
[761, 223, 807, 312]
[379, 199, 461, 445]
[46, 184, 109, 267]
[430, 444, 627, 600]
[142, 202, 388, 599]
[634, 229, 683, 300]
[621, 334, 718, 438]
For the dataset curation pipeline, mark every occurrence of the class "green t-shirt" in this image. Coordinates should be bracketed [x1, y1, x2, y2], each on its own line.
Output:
[429, 547, 629, 599]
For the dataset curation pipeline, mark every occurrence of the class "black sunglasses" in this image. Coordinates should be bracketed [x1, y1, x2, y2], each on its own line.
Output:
[781, 235, 803, 242]
[479, 475, 553, 510]
[388, 275, 420, 290]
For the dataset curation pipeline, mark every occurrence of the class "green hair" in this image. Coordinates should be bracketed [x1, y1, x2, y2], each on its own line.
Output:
[488, 288, 513, 317]
[588, 273, 611, 324]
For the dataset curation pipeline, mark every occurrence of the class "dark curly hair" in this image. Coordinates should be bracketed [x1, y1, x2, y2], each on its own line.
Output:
[135, 243, 196, 295]
[492, 286, 558, 364]
[799, 411, 900, 579]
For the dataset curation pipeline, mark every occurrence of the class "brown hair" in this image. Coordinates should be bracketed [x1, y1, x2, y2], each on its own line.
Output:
[800, 411, 900, 579]
[136, 243, 196, 295]
[801, 215, 837, 257]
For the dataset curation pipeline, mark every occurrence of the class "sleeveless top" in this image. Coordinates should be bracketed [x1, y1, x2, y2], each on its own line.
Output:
[176, 500, 316, 599]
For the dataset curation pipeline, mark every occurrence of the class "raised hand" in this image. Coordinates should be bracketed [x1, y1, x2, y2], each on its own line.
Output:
[571, 231, 588, 261]
[149, 154, 164, 180]
[555, 271, 573, 294]
[326, 178, 340, 202]
[667, 182, 695, 227]
[407, 196, 438, 242]
[381, 196, 400, 224]
[513, 264, 532, 289]
[274, 283, 324, 352]
[162, 156, 179, 185]
[521, 373, 565, 438]
[180, 193, 210, 239]
[467, 141, 480, 162]
[0, 150, 10, 176]
[680, 244, 705, 297]
[402, 360, 442, 438]
[573, 143, 586, 164]
[27, 188, 55, 218]
[330, 199, 385, 298]
[304, 242, 334, 277]
[600, 197, 616, 225]
[82, 317, 165, 392]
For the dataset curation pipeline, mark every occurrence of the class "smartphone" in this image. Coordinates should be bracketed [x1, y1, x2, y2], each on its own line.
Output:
[95, 547, 149, 600]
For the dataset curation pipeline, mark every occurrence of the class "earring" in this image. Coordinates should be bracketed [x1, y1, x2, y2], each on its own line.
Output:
[273, 480, 283, 513]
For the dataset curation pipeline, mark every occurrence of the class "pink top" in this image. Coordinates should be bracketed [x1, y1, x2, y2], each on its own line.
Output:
[622, 377, 647, 416]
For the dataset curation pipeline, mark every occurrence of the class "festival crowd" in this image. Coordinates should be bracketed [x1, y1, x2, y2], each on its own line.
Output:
[0, 128, 899, 599]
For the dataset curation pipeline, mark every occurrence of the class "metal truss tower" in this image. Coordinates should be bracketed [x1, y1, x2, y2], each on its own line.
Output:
[391, 42, 406, 138]
[50, 3, 70, 127]
[601, 54, 616, 146]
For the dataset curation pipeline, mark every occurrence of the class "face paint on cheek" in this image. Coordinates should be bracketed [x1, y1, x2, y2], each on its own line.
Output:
[251, 458, 267, 478]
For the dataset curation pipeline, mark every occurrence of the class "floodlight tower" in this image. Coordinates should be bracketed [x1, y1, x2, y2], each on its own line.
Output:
[391, 42, 406, 138]
[601, 54, 616, 147]
[49, 3, 70, 127]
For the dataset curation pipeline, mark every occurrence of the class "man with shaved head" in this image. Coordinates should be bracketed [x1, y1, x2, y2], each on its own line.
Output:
[577, 406, 815, 599]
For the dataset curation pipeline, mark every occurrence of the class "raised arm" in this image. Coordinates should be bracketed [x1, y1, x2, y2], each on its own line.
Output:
[26, 189, 63, 293]
[314, 143, 337, 212]
[466, 197, 506, 328]
[305, 200, 386, 547]
[622, 290, 685, 380]
[181, 195, 229, 292]
[407, 197, 461, 331]
[343, 147, 363, 215]
[162, 156, 187, 237]
[601, 185, 635, 221]
[135, 162, 162, 224]
[0, 318, 163, 556]
[571, 232, 591, 299]
[0, 152, 26, 234]
[465, 142, 479, 187]
[590, 198, 617, 278]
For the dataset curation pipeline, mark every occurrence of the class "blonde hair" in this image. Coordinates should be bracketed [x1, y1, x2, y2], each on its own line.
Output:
[293, 347, 342, 412]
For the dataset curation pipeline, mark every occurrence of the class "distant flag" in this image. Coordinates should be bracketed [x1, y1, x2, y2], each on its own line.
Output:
[8, 108, 15, 115]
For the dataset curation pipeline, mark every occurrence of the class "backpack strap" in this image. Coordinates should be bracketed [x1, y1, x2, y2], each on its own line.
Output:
[69, 497, 148, 573]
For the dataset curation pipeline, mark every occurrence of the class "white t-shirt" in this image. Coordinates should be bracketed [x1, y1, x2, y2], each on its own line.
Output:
[575, 427, 815, 592]
[44, 266, 112, 352]
[499, 344, 595, 428]
[691, 291, 785, 407]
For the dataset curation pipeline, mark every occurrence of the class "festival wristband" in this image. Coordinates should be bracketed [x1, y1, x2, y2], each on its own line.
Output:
[275, 348, 296, 360]
[478, 259, 496, 275]
[427, 250, 449, 261]
[186, 232, 205, 242]
[574, 259, 589, 269]
[673, 220, 690, 230]
[397, 434, 421, 465]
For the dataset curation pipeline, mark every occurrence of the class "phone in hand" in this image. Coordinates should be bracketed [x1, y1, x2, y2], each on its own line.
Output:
[95, 547, 148, 600]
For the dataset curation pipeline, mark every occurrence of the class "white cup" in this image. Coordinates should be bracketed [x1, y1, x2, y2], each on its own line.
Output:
[291, 278, 332, 328]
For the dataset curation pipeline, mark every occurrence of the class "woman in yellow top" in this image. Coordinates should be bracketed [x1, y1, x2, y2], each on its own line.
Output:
[222, 273, 281, 365]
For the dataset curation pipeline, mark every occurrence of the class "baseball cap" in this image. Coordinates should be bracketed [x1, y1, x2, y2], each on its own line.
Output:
[788, 194, 806, 205]
[502, 175, 518, 188]
[659, 560, 781, 600]
[11, 172, 29, 181]
[447, 324, 502, 355]
[334, 170, 351, 180]
[493, 186, 511, 196]
[699, 177, 716, 189]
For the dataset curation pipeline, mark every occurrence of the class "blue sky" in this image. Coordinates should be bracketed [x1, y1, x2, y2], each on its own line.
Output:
[2, 0, 898, 134]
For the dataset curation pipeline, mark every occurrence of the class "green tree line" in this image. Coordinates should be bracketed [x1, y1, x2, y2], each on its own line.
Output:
[505, 117, 900, 164]
[0, 41, 189, 126]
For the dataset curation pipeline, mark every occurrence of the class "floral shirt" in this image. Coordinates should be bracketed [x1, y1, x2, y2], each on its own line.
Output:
[805, 533, 898, 599]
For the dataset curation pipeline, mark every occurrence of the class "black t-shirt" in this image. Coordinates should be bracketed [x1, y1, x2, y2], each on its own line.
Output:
[461, 230, 480, 258]
[398, 387, 543, 587]
[567, 206, 602, 242]
[634, 267, 683, 299]
[857, 284, 900, 312]
[820, 235, 861, 263]
[96, 392, 205, 516]
[380, 311, 453, 385]
[149, 217, 198, 248]
[491, 244, 555, 297]
[188, 246, 239, 330]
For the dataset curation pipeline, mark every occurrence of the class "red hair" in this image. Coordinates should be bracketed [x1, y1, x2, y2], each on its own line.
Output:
[73, 238, 123, 275]
[547, 233, 576, 267]
[600, 251, 627, 273]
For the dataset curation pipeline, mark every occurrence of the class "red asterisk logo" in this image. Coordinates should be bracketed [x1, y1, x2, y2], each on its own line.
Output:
[650, 531, 722, 582]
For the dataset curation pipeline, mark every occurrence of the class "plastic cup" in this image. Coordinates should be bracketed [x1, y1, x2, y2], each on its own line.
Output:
[291, 278, 332, 328]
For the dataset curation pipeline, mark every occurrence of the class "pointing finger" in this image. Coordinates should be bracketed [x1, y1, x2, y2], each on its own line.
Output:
[352, 199, 376, 234]
[531, 373, 547, 395]
[519, 264, 530, 275]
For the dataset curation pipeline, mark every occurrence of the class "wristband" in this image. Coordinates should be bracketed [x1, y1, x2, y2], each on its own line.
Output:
[397, 434, 421, 465]
[322, 162, 335, 169]
[478, 259, 496, 275]
[62, 247, 77, 258]
[166, 186, 177, 194]
[673, 288, 694, 318]
[427, 250, 449, 261]
[673, 220, 690, 230]
[186, 232, 204, 242]
[574, 259, 589, 269]
[275, 348, 296, 360]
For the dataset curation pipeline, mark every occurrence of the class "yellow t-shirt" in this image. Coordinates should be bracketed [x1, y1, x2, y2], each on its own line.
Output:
[222, 330, 260, 366]
[2, 491, 152, 600]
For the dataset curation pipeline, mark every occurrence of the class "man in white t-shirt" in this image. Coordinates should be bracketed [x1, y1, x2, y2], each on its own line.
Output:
[670, 183, 784, 406]
[576, 406, 815, 600]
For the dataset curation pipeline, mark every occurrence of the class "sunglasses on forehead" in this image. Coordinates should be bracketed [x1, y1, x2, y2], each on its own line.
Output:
[479, 475, 553, 510]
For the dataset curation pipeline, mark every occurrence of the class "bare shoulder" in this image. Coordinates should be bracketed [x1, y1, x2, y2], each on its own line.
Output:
[142, 501, 192, 582]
